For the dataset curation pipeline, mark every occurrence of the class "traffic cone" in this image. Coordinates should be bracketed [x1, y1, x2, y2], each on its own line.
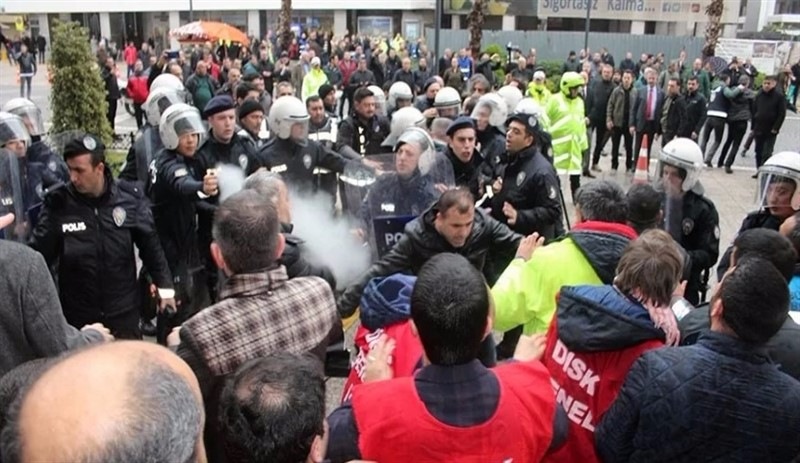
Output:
[632, 134, 650, 184]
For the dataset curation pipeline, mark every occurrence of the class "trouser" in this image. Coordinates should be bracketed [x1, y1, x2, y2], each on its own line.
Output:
[742, 128, 755, 152]
[634, 121, 658, 167]
[702, 117, 726, 163]
[611, 126, 634, 170]
[341, 87, 354, 119]
[19, 76, 32, 98]
[134, 102, 145, 129]
[720, 120, 748, 168]
[794, 84, 799, 108]
[157, 266, 209, 345]
[68, 308, 142, 340]
[569, 174, 581, 201]
[495, 326, 522, 360]
[591, 123, 610, 166]
[754, 132, 778, 168]
[38, 50, 46, 64]
[107, 98, 118, 130]
[662, 131, 676, 146]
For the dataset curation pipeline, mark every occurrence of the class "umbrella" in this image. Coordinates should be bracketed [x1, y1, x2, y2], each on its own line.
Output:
[170, 21, 249, 46]
[705, 56, 728, 76]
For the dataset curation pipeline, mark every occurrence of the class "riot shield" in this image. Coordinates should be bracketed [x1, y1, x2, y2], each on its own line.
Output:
[0, 148, 33, 241]
[342, 151, 455, 258]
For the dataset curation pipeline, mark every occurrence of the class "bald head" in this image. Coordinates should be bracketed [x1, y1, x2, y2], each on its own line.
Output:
[1, 342, 206, 463]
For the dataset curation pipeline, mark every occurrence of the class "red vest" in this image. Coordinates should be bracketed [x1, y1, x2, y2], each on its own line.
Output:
[340, 321, 423, 403]
[541, 317, 663, 463]
[352, 361, 556, 463]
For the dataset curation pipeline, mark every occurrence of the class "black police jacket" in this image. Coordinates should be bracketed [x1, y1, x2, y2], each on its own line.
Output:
[195, 131, 264, 177]
[29, 170, 172, 324]
[668, 190, 720, 304]
[119, 126, 163, 185]
[259, 137, 348, 195]
[28, 137, 69, 187]
[148, 148, 206, 277]
[489, 144, 562, 238]
[717, 209, 785, 279]
[279, 222, 336, 290]
[477, 127, 506, 166]
[444, 147, 491, 200]
[338, 206, 522, 317]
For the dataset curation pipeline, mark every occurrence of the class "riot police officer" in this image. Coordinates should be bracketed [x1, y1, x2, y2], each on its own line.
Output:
[718, 150, 800, 277]
[471, 93, 508, 164]
[149, 103, 214, 343]
[658, 138, 720, 305]
[337, 87, 391, 158]
[387, 81, 414, 117]
[259, 95, 350, 196]
[381, 106, 426, 151]
[29, 133, 174, 339]
[433, 86, 462, 120]
[2, 98, 68, 185]
[119, 87, 184, 184]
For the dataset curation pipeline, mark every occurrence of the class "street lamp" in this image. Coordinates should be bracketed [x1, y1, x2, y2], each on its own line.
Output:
[189, 0, 194, 22]
[583, 0, 591, 53]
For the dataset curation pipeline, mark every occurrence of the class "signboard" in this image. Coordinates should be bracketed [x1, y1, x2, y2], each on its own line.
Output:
[372, 216, 415, 258]
[537, 0, 713, 21]
[716, 38, 800, 75]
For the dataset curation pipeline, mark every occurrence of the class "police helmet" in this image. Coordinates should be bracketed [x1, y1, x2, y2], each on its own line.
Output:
[158, 104, 206, 151]
[388, 82, 414, 111]
[470, 93, 508, 130]
[145, 87, 185, 127]
[2, 98, 45, 136]
[368, 85, 387, 116]
[268, 95, 310, 143]
[0, 112, 31, 150]
[560, 72, 585, 96]
[151, 73, 186, 93]
[497, 85, 524, 114]
[756, 151, 800, 211]
[515, 97, 550, 131]
[434, 86, 462, 110]
[658, 138, 704, 193]
[384, 107, 426, 147]
[395, 126, 437, 175]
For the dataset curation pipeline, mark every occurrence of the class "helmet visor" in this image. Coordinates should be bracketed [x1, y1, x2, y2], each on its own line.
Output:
[289, 118, 309, 144]
[12, 106, 45, 136]
[0, 117, 31, 150]
[756, 168, 800, 214]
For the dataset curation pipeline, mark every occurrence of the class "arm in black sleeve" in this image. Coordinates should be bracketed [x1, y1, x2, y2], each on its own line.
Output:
[774, 96, 787, 132]
[118, 145, 139, 181]
[547, 406, 569, 453]
[629, 90, 640, 129]
[131, 193, 173, 290]
[162, 161, 206, 199]
[318, 144, 348, 174]
[326, 403, 362, 463]
[486, 213, 523, 256]
[336, 119, 356, 151]
[338, 234, 416, 317]
[514, 172, 563, 235]
[147, 62, 165, 89]
[687, 201, 720, 274]
[695, 96, 707, 135]
[28, 193, 63, 265]
[281, 237, 337, 290]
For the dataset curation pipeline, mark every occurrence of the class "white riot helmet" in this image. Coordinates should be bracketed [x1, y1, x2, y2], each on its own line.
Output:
[394, 126, 437, 176]
[515, 97, 550, 130]
[268, 95, 310, 143]
[368, 85, 387, 116]
[756, 151, 800, 212]
[434, 86, 462, 118]
[2, 98, 44, 136]
[145, 87, 185, 127]
[388, 82, 414, 112]
[497, 85, 524, 114]
[657, 138, 704, 194]
[151, 73, 185, 93]
[384, 107, 426, 148]
[0, 112, 31, 151]
[471, 93, 508, 130]
[158, 104, 206, 151]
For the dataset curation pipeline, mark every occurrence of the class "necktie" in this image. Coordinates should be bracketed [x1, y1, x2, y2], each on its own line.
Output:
[646, 87, 654, 120]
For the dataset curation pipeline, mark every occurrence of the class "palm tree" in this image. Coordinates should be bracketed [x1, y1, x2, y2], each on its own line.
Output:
[467, 0, 486, 58]
[278, 0, 292, 53]
[703, 0, 725, 58]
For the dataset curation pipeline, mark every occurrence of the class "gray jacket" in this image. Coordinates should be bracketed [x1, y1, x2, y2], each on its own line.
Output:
[0, 241, 102, 377]
[606, 84, 635, 128]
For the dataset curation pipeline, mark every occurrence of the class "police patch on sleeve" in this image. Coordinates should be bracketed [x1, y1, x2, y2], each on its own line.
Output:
[48, 160, 57, 172]
[516, 171, 527, 186]
[682, 218, 695, 236]
[238, 154, 249, 170]
[303, 154, 312, 170]
[714, 225, 720, 240]
[112, 207, 126, 227]
[549, 185, 557, 199]
[174, 167, 188, 178]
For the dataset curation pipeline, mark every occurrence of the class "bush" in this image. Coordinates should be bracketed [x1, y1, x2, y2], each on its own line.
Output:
[49, 20, 113, 145]
[753, 72, 766, 89]
[537, 60, 563, 79]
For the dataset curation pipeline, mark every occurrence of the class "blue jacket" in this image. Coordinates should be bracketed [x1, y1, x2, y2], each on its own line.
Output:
[789, 267, 800, 311]
[596, 331, 800, 462]
[359, 274, 416, 331]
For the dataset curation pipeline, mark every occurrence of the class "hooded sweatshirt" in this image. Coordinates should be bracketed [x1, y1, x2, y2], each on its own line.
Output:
[541, 285, 666, 463]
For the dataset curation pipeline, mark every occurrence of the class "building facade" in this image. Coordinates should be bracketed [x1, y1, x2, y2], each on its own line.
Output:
[741, 0, 800, 35]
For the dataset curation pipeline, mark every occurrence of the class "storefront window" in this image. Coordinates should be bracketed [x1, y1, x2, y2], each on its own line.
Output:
[358, 16, 393, 37]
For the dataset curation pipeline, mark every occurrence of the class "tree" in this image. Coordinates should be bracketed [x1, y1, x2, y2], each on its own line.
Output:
[278, 0, 293, 54]
[467, 0, 487, 58]
[703, 0, 725, 58]
[49, 20, 112, 144]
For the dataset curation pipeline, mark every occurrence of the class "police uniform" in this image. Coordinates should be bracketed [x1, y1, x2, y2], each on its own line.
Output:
[119, 126, 163, 185]
[29, 135, 173, 339]
[670, 190, 720, 305]
[717, 209, 784, 279]
[148, 147, 211, 342]
[309, 115, 341, 202]
[27, 136, 69, 186]
[476, 126, 506, 166]
[258, 137, 347, 195]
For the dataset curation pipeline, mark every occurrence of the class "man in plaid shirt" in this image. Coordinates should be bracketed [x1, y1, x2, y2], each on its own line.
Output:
[174, 190, 340, 401]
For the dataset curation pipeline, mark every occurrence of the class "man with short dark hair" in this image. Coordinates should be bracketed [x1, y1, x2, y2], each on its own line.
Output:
[597, 257, 800, 460]
[30, 134, 174, 339]
[0, 342, 206, 463]
[660, 77, 684, 145]
[443, 116, 487, 199]
[328, 253, 566, 462]
[493, 180, 637, 335]
[219, 353, 328, 463]
[338, 188, 521, 318]
[751, 75, 787, 169]
[337, 87, 390, 158]
[679, 76, 707, 141]
[175, 190, 339, 399]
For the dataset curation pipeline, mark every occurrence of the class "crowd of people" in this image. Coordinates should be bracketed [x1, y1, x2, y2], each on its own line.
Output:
[1, 26, 800, 462]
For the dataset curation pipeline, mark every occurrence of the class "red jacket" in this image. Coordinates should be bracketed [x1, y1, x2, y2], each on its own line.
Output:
[127, 75, 149, 104]
[124, 45, 138, 66]
[339, 59, 357, 86]
[340, 321, 423, 403]
[352, 361, 556, 463]
[541, 285, 666, 463]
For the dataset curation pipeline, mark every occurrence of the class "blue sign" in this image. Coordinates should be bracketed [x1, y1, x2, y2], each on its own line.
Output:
[373, 215, 415, 258]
